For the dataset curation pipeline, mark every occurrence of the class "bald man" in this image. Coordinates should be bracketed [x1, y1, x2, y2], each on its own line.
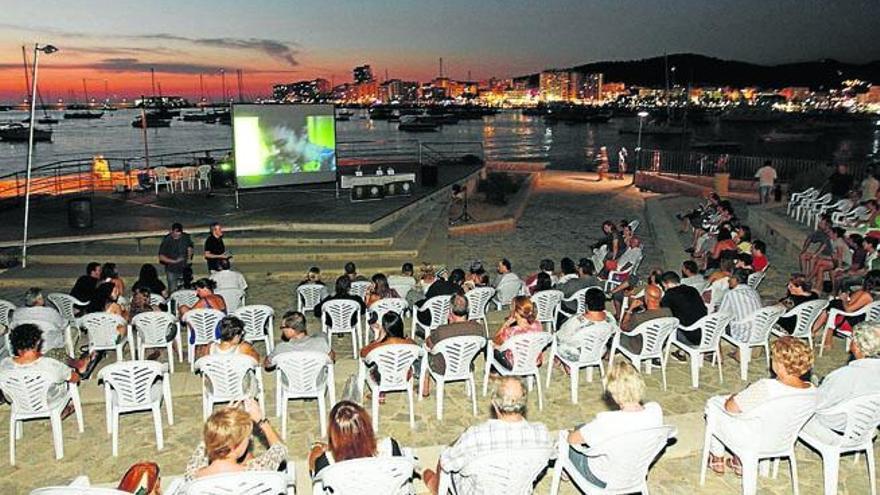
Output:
[422, 377, 553, 493]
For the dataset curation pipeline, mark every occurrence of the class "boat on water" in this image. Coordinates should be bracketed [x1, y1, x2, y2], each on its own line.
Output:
[719, 107, 785, 123]
[22, 115, 59, 125]
[180, 111, 212, 122]
[131, 112, 172, 128]
[64, 110, 104, 120]
[761, 130, 820, 143]
[544, 105, 613, 124]
[0, 122, 53, 142]
[691, 140, 742, 152]
[398, 115, 439, 132]
[619, 121, 692, 136]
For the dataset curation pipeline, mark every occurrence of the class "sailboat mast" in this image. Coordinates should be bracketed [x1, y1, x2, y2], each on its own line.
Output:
[237, 69, 244, 103]
[199, 74, 205, 104]
[21, 45, 31, 104]
[220, 69, 227, 105]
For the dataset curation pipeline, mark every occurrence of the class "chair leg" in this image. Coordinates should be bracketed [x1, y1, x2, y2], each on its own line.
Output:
[163, 379, 174, 425]
[166, 344, 175, 373]
[716, 349, 723, 384]
[436, 380, 445, 420]
[545, 348, 555, 388]
[469, 378, 478, 417]
[111, 410, 119, 457]
[281, 398, 288, 439]
[317, 395, 327, 437]
[372, 387, 380, 432]
[819, 451, 838, 495]
[8, 418, 16, 466]
[535, 373, 544, 410]
[570, 367, 579, 404]
[690, 355, 700, 388]
[407, 385, 415, 429]
[482, 355, 491, 397]
[699, 423, 712, 485]
[549, 460, 564, 495]
[741, 456, 759, 495]
[740, 346, 749, 381]
[152, 405, 164, 451]
[790, 454, 800, 495]
[866, 446, 877, 495]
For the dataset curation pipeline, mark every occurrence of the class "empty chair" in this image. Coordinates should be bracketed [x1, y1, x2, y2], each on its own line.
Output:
[132, 311, 180, 372]
[437, 447, 554, 495]
[175, 166, 197, 191]
[482, 332, 552, 410]
[367, 298, 408, 344]
[787, 187, 817, 217]
[798, 393, 880, 495]
[820, 300, 880, 357]
[194, 353, 264, 420]
[359, 343, 421, 431]
[464, 286, 495, 336]
[419, 335, 486, 420]
[196, 164, 212, 190]
[608, 317, 678, 391]
[771, 298, 828, 348]
[493, 277, 527, 310]
[550, 426, 677, 495]
[273, 351, 335, 437]
[182, 308, 225, 371]
[668, 312, 734, 388]
[215, 288, 245, 313]
[545, 321, 615, 404]
[721, 305, 786, 381]
[412, 295, 451, 340]
[320, 299, 362, 359]
[152, 166, 174, 194]
[233, 305, 276, 353]
[590, 244, 609, 276]
[185, 471, 291, 495]
[47, 293, 88, 352]
[168, 290, 199, 315]
[532, 289, 563, 332]
[80, 312, 128, 361]
[349, 280, 372, 302]
[313, 457, 416, 495]
[297, 283, 328, 314]
[0, 363, 84, 465]
[97, 360, 173, 456]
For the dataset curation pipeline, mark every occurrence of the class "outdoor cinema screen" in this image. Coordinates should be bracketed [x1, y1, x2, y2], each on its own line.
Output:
[232, 104, 337, 189]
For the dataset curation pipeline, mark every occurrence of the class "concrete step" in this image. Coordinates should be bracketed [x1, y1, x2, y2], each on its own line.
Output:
[96, 235, 395, 249]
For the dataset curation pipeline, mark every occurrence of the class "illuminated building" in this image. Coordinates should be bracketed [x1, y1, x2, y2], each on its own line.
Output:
[778, 87, 811, 102]
[858, 86, 880, 105]
[380, 79, 419, 103]
[353, 65, 374, 84]
[539, 70, 580, 102]
[601, 82, 626, 101]
[580, 73, 604, 102]
[272, 78, 331, 102]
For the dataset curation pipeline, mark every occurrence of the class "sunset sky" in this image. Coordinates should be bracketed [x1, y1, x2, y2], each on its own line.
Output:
[1, 0, 878, 102]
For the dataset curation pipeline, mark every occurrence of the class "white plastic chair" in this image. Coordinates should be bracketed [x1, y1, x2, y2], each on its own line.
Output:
[821, 300, 880, 357]
[628, 219, 641, 233]
[747, 270, 767, 291]
[186, 470, 291, 495]
[168, 290, 199, 315]
[532, 289, 563, 332]
[437, 446, 554, 495]
[796, 192, 831, 223]
[604, 253, 643, 293]
[550, 426, 677, 495]
[97, 360, 173, 456]
[149, 293, 166, 306]
[80, 312, 128, 361]
[320, 299, 362, 359]
[809, 199, 851, 229]
[215, 288, 245, 313]
[608, 317, 678, 391]
[183, 308, 225, 371]
[360, 343, 421, 431]
[705, 277, 730, 314]
[196, 164, 212, 190]
[273, 350, 335, 438]
[349, 280, 372, 302]
[591, 244, 609, 274]
[176, 166, 197, 191]
[798, 393, 880, 495]
[700, 393, 818, 495]
[47, 293, 88, 356]
[367, 298, 408, 344]
[722, 305, 786, 381]
[418, 335, 486, 420]
[482, 332, 552, 410]
[30, 484, 132, 495]
[545, 321, 615, 404]
[558, 286, 601, 318]
[668, 312, 733, 388]
[832, 205, 869, 228]
[297, 283, 327, 313]
[412, 294, 451, 340]
[771, 298, 828, 348]
[132, 311, 180, 372]
[0, 298, 14, 327]
[0, 365, 84, 465]
[234, 305, 275, 353]
[788, 187, 817, 217]
[153, 166, 174, 194]
[493, 277, 527, 310]
[194, 353, 264, 420]
[464, 286, 495, 336]
[313, 457, 416, 495]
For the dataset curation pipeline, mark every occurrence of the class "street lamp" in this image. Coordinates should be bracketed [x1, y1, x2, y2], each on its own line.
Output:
[21, 43, 58, 268]
[632, 111, 649, 185]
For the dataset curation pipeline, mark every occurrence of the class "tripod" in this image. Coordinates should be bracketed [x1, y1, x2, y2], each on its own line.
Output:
[450, 185, 475, 225]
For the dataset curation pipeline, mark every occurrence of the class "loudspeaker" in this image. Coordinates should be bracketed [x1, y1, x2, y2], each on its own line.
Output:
[421, 166, 439, 187]
[351, 184, 386, 202]
[385, 180, 414, 197]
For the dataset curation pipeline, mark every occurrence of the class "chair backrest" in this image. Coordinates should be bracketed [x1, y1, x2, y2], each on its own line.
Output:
[859, 300, 880, 323]
[742, 392, 817, 455]
[576, 426, 675, 492]
[500, 332, 552, 373]
[153, 166, 170, 180]
[364, 344, 421, 389]
[233, 305, 274, 344]
[321, 299, 360, 332]
[707, 278, 729, 311]
[183, 308, 225, 345]
[571, 321, 616, 364]
[495, 277, 526, 305]
[745, 305, 786, 345]
[369, 298, 408, 322]
[628, 219, 640, 233]
[168, 290, 199, 313]
[694, 312, 734, 349]
[196, 164, 212, 179]
[314, 457, 415, 494]
[349, 281, 372, 302]
[273, 351, 330, 396]
[297, 284, 326, 312]
[149, 293, 166, 307]
[184, 470, 288, 495]
[421, 295, 452, 330]
[132, 311, 177, 346]
[532, 290, 563, 324]
[97, 360, 166, 408]
[456, 447, 553, 495]
[80, 312, 127, 348]
[194, 353, 257, 401]
[215, 288, 245, 313]
[790, 299, 829, 339]
[430, 335, 486, 379]
[47, 293, 86, 325]
[564, 287, 599, 316]
[747, 270, 766, 290]
[180, 166, 197, 179]
[31, 487, 133, 495]
[817, 393, 880, 449]
[0, 298, 15, 327]
[0, 365, 58, 415]
[633, 317, 678, 358]
[465, 287, 495, 320]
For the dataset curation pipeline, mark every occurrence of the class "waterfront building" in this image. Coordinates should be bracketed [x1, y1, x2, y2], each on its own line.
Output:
[539, 69, 580, 102]
[272, 78, 331, 103]
[580, 72, 604, 102]
[353, 64, 375, 84]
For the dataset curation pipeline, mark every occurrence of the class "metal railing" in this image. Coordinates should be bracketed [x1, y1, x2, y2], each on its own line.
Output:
[419, 141, 485, 167]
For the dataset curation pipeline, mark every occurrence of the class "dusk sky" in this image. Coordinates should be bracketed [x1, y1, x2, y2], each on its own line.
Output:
[1, 0, 878, 101]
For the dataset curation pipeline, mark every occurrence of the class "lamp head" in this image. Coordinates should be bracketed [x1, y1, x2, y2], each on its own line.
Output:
[637, 111, 649, 118]
[38, 44, 58, 54]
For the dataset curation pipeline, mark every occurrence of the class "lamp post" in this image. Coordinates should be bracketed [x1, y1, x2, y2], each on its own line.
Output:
[633, 111, 649, 186]
[21, 43, 58, 268]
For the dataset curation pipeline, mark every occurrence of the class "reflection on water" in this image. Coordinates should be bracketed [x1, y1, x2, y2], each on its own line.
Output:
[0, 108, 877, 174]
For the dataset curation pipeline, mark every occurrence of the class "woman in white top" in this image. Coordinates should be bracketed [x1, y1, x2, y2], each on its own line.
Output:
[706, 336, 816, 476]
[209, 316, 260, 363]
[564, 360, 663, 488]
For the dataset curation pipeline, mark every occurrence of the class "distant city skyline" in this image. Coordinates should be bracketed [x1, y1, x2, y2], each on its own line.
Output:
[1, 0, 878, 101]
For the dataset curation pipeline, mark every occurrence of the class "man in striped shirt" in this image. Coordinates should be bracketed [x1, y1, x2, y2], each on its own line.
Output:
[718, 269, 763, 360]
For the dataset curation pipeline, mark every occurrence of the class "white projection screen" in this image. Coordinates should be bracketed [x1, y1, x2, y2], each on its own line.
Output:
[232, 104, 337, 189]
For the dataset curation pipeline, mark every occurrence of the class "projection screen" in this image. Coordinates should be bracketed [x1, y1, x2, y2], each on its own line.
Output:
[232, 104, 337, 189]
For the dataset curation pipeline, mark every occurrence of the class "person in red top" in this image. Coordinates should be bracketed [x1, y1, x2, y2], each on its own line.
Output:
[751, 240, 769, 272]
[703, 228, 737, 271]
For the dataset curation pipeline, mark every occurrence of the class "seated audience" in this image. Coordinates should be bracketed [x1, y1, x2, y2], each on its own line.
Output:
[659, 271, 707, 351]
[70, 262, 102, 305]
[750, 240, 769, 273]
[344, 261, 368, 282]
[775, 274, 819, 334]
[179, 278, 227, 317]
[680, 260, 706, 290]
[132, 263, 168, 298]
[832, 235, 874, 294]
[717, 269, 762, 362]
[116, 462, 161, 495]
[620, 272, 673, 334]
[416, 269, 465, 330]
[387, 262, 418, 299]
[491, 296, 543, 370]
[210, 258, 248, 292]
[525, 259, 557, 294]
[814, 270, 880, 348]
[621, 220, 640, 249]
[298, 266, 326, 287]
[264, 311, 332, 371]
[313, 276, 366, 328]
[591, 221, 624, 265]
[11, 288, 67, 361]
[364, 273, 400, 307]
[209, 316, 260, 363]
[360, 312, 416, 359]
[102, 262, 125, 298]
[493, 258, 521, 289]
[423, 294, 485, 394]
[129, 287, 164, 320]
[557, 258, 600, 315]
[556, 288, 616, 361]
[810, 227, 848, 291]
[799, 214, 833, 276]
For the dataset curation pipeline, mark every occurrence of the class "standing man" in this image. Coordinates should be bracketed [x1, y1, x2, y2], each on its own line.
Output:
[158, 222, 193, 292]
[754, 160, 777, 204]
[616, 147, 628, 180]
[204, 222, 229, 273]
[827, 163, 854, 199]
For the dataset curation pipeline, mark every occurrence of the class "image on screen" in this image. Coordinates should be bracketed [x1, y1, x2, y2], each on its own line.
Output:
[232, 104, 337, 189]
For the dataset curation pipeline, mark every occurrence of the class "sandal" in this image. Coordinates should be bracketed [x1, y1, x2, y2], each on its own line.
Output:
[726, 456, 743, 477]
[708, 454, 725, 475]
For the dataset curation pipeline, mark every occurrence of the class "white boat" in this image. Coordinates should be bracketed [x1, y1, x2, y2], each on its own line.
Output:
[761, 130, 820, 143]
[397, 115, 439, 132]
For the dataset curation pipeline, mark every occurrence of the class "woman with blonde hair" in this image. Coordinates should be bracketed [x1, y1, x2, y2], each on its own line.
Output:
[706, 336, 816, 476]
[492, 295, 543, 370]
[184, 398, 287, 481]
[564, 361, 663, 488]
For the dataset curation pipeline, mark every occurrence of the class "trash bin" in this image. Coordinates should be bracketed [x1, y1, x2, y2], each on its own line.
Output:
[68, 197, 93, 229]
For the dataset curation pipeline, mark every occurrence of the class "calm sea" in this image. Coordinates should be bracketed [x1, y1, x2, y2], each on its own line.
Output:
[0, 108, 878, 175]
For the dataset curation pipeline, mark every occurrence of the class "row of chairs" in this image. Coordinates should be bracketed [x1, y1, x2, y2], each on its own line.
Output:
[152, 165, 212, 195]
[788, 187, 871, 229]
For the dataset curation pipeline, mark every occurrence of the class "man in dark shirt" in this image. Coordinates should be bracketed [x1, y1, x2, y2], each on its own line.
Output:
[660, 271, 707, 347]
[424, 294, 485, 376]
[314, 275, 367, 327]
[827, 163, 854, 199]
[557, 258, 601, 315]
[204, 222, 228, 272]
[418, 269, 465, 328]
[158, 222, 194, 291]
[70, 262, 102, 303]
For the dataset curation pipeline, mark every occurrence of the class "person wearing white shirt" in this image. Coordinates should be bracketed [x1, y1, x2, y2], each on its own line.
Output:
[10, 288, 67, 361]
[209, 259, 248, 292]
[754, 160, 777, 204]
[680, 260, 707, 291]
[0, 323, 79, 413]
[860, 169, 879, 202]
[565, 361, 663, 488]
[387, 262, 418, 299]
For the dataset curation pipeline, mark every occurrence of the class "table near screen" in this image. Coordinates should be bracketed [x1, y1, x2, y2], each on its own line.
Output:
[339, 172, 416, 202]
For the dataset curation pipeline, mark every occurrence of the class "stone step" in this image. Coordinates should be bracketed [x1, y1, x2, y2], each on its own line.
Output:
[96, 235, 395, 249]
[23, 248, 419, 266]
